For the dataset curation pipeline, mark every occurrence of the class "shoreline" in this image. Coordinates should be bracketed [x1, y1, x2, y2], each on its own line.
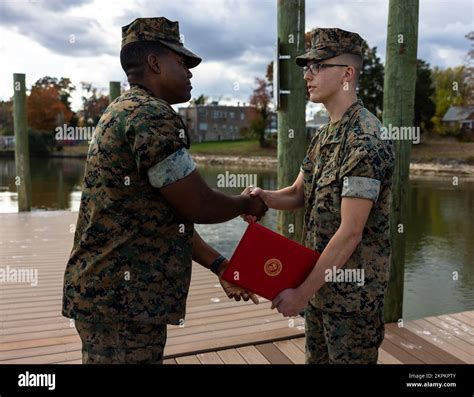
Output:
[192, 154, 474, 177]
[1, 150, 473, 176]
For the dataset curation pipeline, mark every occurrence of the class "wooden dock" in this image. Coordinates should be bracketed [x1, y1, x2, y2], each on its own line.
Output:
[0, 211, 473, 364]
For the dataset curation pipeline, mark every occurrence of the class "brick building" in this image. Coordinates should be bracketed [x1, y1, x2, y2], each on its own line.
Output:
[178, 102, 258, 142]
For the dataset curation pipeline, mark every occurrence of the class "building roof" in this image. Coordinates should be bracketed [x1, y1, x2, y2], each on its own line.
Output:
[442, 106, 474, 122]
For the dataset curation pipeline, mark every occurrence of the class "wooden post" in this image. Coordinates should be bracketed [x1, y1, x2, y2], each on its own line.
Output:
[383, 0, 419, 323]
[109, 81, 121, 102]
[13, 73, 31, 212]
[276, 0, 306, 242]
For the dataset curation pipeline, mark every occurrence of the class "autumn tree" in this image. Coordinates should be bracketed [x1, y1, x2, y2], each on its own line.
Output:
[80, 82, 109, 126]
[0, 100, 13, 136]
[34, 77, 75, 110]
[249, 77, 272, 148]
[27, 80, 74, 132]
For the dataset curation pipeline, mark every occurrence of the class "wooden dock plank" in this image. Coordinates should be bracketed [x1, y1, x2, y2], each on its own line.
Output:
[196, 351, 225, 364]
[175, 355, 201, 365]
[385, 324, 464, 364]
[383, 326, 444, 364]
[273, 340, 305, 364]
[290, 337, 305, 353]
[236, 346, 270, 364]
[378, 348, 403, 364]
[437, 314, 474, 339]
[1, 211, 473, 365]
[405, 320, 472, 364]
[379, 339, 424, 364]
[254, 342, 293, 364]
[451, 312, 474, 327]
[424, 316, 474, 345]
[216, 349, 247, 364]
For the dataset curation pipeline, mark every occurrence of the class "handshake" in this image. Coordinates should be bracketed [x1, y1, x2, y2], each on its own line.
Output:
[240, 186, 268, 223]
[217, 186, 269, 305]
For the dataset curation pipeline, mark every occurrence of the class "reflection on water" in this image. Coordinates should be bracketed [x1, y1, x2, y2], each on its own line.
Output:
[404, 177, 474, 319]
[0, 157, 85, 213]
[0, 157, 472, 320]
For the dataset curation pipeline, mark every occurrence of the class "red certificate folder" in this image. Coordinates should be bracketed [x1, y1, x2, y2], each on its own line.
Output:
[222, 223, 320, 300]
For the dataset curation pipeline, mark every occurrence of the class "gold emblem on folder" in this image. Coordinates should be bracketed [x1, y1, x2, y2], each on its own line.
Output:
[264, 258, 282, 277]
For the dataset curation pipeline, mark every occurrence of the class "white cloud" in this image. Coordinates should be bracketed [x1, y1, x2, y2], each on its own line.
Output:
[435, 47, 466, 67]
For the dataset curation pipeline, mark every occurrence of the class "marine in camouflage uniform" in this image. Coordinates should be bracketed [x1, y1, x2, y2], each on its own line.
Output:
[63, 83, 195, 363]
[296, 28, 394, 364]
[63, 17, 265, 364]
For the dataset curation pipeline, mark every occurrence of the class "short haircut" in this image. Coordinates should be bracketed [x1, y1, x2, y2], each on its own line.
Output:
[337, 53, 363, 83]
[120, 41, 171, 79]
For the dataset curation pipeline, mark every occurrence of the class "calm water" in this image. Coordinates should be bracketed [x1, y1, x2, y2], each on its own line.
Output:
[0, 157, 473, 320]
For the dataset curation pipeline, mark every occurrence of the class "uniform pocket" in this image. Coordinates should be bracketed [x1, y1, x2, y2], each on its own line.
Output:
[315, 144, 340, 189]
[316, 171, 337, 189]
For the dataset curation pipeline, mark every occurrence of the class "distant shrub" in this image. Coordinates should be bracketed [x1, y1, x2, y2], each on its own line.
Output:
[28, 129, 55, 154]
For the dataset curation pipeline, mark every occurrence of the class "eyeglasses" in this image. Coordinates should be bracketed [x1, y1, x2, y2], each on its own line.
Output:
[303, 63, 349, 76]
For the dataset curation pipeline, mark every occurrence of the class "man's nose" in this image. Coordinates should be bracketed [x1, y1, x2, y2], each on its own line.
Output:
[187, 69, 193, 79]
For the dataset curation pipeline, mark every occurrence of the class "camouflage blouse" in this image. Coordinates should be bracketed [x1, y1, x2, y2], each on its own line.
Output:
[301, 99, 394, 313]
[63, 85, 196, 325]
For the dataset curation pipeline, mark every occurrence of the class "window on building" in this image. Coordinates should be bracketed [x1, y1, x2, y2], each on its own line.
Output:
[240, 113, 245, 121]
[199, 122, 208, 131]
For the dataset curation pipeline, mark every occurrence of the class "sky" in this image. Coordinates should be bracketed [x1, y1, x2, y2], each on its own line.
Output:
[0, 0, 472, 115]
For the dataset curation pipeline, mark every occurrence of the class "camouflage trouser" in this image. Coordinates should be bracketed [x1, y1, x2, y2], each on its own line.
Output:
[75, 321, 167, 364]
[304, 303, 385, 364]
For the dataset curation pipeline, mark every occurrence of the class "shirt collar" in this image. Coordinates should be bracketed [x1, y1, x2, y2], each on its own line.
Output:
[321, 98, 364, 146]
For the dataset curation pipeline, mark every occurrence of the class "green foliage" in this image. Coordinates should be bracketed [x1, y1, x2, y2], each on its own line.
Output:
[240, 125, 258, 140]
[28, 129, 56, 154]
[415, 59, 436, 132]
[358, 43, 384, 118]
[431, 66, 469, 135]
[0, 100, 13, 136]
[193, 94, 208, 105]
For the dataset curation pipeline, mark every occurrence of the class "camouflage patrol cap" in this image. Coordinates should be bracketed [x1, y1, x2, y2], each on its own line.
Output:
[121, 17, 202, 68]
[296, 28, 364, 66]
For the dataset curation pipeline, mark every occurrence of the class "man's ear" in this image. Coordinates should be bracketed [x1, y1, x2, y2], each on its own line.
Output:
[147, 53, 161, 74]
[342, 66, 356, 84]
[341, 66, 355, 85]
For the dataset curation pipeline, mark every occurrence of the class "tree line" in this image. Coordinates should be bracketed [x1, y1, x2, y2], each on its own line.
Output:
[0, 77, 111, 152]
[0, 32, 472, 151]
[246, 31, 474, 147]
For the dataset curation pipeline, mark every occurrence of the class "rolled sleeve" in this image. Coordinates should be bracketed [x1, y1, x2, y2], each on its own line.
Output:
[147, 147, 196, 188]
[126, 103, 188, 174]
[342, 176, 381, 202]
[339, 136, 390, 203]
